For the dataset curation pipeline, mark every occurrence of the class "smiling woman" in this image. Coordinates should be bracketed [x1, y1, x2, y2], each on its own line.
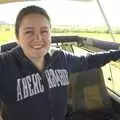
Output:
[16, 6, 52, 69]
[1, 1, 120, 120]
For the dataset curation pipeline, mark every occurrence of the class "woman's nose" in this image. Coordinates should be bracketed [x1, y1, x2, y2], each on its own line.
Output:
[35, 34, 42, 41]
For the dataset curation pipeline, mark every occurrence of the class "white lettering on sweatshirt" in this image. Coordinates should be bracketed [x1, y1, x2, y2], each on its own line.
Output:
[17, 69, 69, 101]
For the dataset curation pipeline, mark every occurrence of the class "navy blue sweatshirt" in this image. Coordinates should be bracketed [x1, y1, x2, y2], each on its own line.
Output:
[0, 46, 120, 120]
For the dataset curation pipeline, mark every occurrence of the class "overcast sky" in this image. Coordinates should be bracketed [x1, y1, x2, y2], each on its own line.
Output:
[0, 0, 120, 27]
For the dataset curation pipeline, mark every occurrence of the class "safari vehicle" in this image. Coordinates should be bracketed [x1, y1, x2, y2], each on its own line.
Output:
[0, 0, 120, 120]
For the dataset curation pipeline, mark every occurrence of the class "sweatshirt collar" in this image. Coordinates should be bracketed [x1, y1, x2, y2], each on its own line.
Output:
[11, 46, 58, 70]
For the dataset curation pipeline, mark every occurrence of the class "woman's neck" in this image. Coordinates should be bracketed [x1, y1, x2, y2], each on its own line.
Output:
[29, 56, 45, 71]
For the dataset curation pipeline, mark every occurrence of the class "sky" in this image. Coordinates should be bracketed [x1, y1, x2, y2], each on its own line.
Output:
[0, 0, 120, 27]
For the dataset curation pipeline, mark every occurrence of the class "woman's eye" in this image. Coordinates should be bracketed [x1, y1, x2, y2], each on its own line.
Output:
[25, 31, 33, 35]
[41, 30, 49, 34]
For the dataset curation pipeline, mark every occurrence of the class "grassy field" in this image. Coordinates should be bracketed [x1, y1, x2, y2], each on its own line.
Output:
[0, 31, 16, 45]
[52, 26, 120, 42]
[0, 25, 120, 45]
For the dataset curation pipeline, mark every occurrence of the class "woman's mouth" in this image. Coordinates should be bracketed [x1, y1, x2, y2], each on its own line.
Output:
[32, 45, 43, 49]
[30, 43, 45, 49]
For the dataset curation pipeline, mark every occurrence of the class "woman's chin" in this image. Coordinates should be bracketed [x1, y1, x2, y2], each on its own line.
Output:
[29, 51, 47, 59]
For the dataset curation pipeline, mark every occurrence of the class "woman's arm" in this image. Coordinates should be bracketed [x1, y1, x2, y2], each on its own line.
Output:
[0, 114, 3, 120]
[62, 49, 120, 73]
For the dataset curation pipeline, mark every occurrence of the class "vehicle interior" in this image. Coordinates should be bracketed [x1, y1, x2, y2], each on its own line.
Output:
[0, 0, 120, 120]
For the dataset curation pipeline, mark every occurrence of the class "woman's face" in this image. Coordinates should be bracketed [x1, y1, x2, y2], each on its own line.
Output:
[18, 13, 51, 60]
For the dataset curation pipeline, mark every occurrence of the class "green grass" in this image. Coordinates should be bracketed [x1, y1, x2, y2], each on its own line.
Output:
[52, 25, 120, 42]
[0, 25, 120, 45]
[0, 31, 16, 45]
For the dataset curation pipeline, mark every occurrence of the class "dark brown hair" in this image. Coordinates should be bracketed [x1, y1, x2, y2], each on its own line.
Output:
[15, 5, 51, 39]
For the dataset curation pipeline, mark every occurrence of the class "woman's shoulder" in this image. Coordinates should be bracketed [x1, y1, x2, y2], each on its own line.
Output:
[0, 45, 19, 58]
[0, 46, 22, 70]
[0, 42, 17, 53]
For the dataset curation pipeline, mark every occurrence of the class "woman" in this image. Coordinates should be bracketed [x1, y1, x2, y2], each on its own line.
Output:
[0, 5, 120, 120]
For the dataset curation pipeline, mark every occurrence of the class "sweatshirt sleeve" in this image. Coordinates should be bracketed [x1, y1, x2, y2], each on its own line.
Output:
[0, 52, 11, 96]
[0, 54, 4, 74]
[0, 52, 7, 73]
[62, 49, 120, 73]
[0, 54, 5, 97]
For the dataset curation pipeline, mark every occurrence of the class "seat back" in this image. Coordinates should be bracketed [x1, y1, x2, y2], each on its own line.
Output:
[67, 68, 114, 120]
[68, 68, 112, 111]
